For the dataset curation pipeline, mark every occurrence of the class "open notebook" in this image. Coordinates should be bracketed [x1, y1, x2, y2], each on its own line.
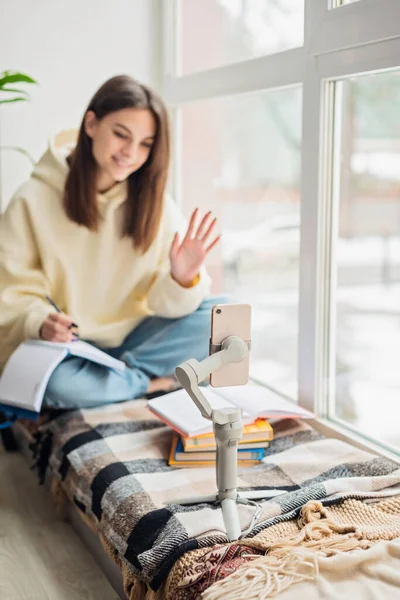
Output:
[148, 382, 314, 437]
[0, 340, 125, 418]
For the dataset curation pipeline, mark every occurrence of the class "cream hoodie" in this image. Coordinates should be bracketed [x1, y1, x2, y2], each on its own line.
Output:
[0, 139, 211, 369]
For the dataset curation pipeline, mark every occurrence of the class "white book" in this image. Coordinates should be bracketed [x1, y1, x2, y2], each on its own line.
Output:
[147, 382, 314, 438]
[0, 340, 125, 417]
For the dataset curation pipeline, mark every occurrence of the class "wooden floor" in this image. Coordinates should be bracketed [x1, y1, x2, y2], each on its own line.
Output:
[0, 443, 120, 599]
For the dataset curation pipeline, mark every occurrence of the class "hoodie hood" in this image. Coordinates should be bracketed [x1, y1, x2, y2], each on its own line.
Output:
[31, 132, 76, 193]
[31, 131, 127, 207]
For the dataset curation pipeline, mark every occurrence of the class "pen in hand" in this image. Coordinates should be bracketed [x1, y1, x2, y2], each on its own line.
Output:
[44, 295, 79, 339]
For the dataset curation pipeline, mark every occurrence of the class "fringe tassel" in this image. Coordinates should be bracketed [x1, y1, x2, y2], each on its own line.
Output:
[202, 549, 318, 600]
[202, 500, 375, 600]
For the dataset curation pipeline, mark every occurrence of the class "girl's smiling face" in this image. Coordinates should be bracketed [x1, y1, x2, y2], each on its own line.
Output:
[84, 107, 156, 192]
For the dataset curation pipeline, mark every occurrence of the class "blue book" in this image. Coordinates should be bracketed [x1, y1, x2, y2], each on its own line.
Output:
[174, 435, 265, 462]
[0, 404, 40, 420]
[0, 340, 125, 419]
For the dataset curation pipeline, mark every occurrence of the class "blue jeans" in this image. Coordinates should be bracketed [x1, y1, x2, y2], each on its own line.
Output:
[44, 296, 228, 409]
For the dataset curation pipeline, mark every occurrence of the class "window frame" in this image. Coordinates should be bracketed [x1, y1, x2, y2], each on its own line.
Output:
[161, 0, 400, 461]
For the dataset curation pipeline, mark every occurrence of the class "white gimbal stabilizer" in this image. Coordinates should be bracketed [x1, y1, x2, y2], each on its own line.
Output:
[172, 334, 284, 541]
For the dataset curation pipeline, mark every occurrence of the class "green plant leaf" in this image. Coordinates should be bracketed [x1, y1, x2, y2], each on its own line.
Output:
[0, 97, 28, 104]
[1, 145, 35, 165]
[0, 71, 37, 88]
[0, 87, 30, 97]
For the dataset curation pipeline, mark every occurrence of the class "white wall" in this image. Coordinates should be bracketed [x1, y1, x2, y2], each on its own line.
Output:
[0, 0, 161, 209]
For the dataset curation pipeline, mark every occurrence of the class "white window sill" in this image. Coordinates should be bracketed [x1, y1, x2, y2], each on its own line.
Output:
[310, 418, 400, 465]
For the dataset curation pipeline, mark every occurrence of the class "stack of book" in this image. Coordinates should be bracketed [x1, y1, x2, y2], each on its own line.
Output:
[168, 419, 273, 468]
[147, 383, 314, 468]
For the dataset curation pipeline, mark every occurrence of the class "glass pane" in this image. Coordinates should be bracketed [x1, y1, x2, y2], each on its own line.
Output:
[180, 87, 302, 399]
[180, 0, 304, 75]
[333, 71, 400, 450]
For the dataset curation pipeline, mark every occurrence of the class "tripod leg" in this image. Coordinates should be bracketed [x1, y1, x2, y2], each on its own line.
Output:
[221, 498, 242, 541]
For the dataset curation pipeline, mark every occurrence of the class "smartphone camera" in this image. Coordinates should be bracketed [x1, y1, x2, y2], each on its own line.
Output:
[216, 308, 222, 314]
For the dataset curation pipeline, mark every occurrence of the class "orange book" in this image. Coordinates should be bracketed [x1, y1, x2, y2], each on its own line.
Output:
[182, 418, 273, 451]
[168, 435, 260, 468]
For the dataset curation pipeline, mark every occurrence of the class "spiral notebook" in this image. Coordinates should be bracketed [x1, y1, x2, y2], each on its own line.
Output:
[0, 339, 125, 418]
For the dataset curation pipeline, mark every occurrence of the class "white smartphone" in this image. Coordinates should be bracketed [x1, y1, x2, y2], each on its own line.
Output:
[209, 303, 251, 387]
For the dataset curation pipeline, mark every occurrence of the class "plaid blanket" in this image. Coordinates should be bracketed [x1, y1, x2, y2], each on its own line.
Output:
[30, 399, 400, 592]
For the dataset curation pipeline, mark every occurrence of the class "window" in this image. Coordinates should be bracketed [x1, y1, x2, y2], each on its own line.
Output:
[179, 0, 304, 75]
[180, 88, 302, 398]
[164, 0, 400, 457]
[331, 72, 400, 450]
[332, 0, 361, 7]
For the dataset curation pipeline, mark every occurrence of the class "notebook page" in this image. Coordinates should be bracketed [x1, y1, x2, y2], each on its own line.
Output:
[148, 387, 253, 437]
[0, 342, 67, 412]
[28, 340, 125, 372]
[220, 383, 314, 418]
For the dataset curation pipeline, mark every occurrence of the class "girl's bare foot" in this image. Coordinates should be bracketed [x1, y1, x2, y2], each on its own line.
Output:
[146, 376, 176, 395]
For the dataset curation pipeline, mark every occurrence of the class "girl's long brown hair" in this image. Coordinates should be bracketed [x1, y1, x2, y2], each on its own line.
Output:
[64, 75, 170, 253]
